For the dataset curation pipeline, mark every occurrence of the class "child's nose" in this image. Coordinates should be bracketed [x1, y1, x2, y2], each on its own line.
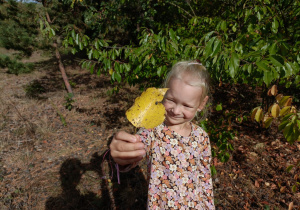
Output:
[173, 105, 181, 115]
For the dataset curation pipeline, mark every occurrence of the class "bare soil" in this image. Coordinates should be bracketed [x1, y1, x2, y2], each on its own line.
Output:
[0, 49, 299, 209]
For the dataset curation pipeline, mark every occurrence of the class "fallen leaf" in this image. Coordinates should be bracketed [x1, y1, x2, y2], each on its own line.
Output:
[280, 186, 286, 193]
[255, 180, 260, 188]
[126, 88, 168, 129]
[288, 202, 293, 210]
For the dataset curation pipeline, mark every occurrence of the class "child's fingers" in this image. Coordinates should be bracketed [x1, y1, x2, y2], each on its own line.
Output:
[114, 131, 140, 143]
[116, 141, 145, 152]
[111, 142, 145, 157]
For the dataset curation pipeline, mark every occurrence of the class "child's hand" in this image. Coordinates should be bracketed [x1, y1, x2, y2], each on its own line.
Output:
[110, 131, 146, 166]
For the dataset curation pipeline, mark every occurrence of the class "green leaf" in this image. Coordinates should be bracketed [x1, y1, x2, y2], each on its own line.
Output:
[283, 123, 293, 138]
[263, 70, 274, 86]
[169, 29, 177, 43]
[292, 184, 298, 193]
[204, 31, 215, 42]
[160, 37, 166, 51]
[279, 120, 289, 131]
[232, 53, 239, 69]
[286, 165, 294, 172]
[269, 55, 284, 67]
[170, 41, 178, 51]
[79, 42, 83, 50]
[269, 43, 278, 55]
[88, 49, 93, 60]
[210, 165, 217, 176]
[71, 29, 75, 39]
[205, 37, 216, 57]
[279, 96, 291, 107]
[281, 113, 293, 122]
[232, 25, 236, 32]
[114, 71, 122, 83]
[229, 53, 239, 78]
[68, 37, 74, 45]
[264, 117, 273, 128]
[221, 21, 227, 32]
[280, 106, 291, 116]
[284, 62, 294, 77]
[216, 103, 222, 111]
[256, 60, 269, 71]
[71, 48, 77, 55]
[272, 18, 279, 33]
[211, 39, 222, 57]
[75, 33, 79, 45]
[95, 40, 99, 50]
[157, 66, 162, 77]
[257, 11, 262, 21]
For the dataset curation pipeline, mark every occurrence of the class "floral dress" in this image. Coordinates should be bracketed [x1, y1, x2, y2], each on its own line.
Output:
[137, 122, 215, 210]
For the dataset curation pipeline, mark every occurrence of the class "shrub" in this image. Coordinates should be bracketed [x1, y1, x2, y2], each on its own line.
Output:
[0, 55, 35, 75]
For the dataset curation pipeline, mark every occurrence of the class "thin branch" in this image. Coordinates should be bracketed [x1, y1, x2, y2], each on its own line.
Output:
[167, 1, 193, 18]
[186, 0, 196, 17]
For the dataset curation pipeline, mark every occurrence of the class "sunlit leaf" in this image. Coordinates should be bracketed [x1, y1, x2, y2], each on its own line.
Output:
[263, 117, 273, 128]
[280, 106, 291, 116]
[270, 85, 278, 96]
[276, 94, 283, 103]
[279, 96, 291, 107]
[284, 97, 292, 107]
[271, 104, 280, 118]
[126, 88, 168, 129]
[251, 107, 260, 121]
[255, 108, 263, 122]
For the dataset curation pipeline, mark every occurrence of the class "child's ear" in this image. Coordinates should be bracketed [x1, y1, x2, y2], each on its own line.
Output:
[198, 96, 209, 110]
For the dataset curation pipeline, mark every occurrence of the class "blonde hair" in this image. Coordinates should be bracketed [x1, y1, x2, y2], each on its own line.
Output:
[164, 60, 211, 120]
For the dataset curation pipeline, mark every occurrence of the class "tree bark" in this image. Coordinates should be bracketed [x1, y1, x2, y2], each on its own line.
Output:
[53, 42, 73, 95]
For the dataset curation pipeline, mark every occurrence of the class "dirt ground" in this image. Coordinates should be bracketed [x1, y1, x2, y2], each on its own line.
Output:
[0, 50, 299, 209]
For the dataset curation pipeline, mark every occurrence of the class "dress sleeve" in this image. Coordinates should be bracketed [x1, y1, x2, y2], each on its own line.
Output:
[199, 131, 215, 209]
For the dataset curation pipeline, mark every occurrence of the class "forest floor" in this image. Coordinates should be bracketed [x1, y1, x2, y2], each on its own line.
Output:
[0, 48, 299, 209]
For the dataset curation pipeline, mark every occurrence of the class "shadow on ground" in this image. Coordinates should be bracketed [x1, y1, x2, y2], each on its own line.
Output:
[45, 140, 148, 210]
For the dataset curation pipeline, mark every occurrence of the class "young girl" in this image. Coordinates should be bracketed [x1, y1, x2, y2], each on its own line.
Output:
[110, 61, 215, 209]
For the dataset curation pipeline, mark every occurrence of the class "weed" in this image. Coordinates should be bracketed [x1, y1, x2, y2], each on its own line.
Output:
[49, 99, 67, 126]
[64, 93, 75, 111]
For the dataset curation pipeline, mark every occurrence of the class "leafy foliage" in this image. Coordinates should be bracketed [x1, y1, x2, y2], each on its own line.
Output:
[0, 0, 40, 56]
[251, 85, 300, 144]
[0, 55, 34, 75]
[63, 0, 299, 89]
[200, 104, 236, 163]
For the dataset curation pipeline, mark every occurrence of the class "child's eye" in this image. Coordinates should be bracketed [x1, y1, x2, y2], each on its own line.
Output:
[166, 98, 174, 102]
[184, 104, 193, 108]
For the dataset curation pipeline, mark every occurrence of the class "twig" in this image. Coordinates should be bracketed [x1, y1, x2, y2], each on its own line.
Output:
[167, 2, 193, 18]
[186, 0, 196, 17]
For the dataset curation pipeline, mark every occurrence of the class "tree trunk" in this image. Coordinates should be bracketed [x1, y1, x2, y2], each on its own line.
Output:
[53, 42, 73, 95]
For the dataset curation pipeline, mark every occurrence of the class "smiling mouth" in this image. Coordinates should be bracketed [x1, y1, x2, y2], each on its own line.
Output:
[168, 115, 183, 119]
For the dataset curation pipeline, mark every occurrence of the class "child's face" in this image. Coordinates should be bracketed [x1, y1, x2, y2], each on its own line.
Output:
[163, 77, 206, 127]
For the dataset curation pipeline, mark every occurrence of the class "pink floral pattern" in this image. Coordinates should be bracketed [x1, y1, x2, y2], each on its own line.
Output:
[137, 122, 215, 209]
